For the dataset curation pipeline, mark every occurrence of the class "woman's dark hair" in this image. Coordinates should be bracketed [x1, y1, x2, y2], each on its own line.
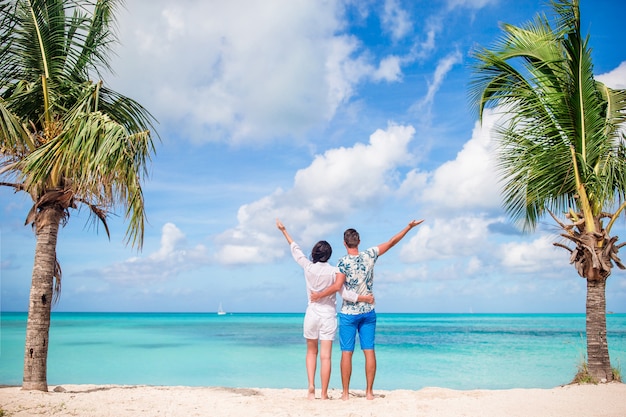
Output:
[311, 240, 332, 263]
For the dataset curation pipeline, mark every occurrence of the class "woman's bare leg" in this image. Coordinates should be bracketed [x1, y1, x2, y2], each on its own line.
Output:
[306, 339, 318, 400]
[319, 340, 333, 399]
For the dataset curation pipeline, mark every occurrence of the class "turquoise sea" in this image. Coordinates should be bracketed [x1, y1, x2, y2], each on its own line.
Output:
[1, 312, 625, 391]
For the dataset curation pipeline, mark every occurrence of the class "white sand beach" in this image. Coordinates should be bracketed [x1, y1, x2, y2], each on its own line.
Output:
[1, 383, 625, 417]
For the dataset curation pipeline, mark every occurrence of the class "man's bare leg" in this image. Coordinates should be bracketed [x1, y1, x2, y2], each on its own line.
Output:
[363, 349, 377, 400]
[340, 350, 354, 400]
[305, 339, 318, 400]
[319, 340, 333, 399]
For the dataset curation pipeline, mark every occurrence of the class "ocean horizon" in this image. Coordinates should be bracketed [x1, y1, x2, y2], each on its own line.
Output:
[1, 312, 625, 391]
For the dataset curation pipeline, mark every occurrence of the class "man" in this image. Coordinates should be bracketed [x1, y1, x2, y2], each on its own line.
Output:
[313, 219, 423, 400]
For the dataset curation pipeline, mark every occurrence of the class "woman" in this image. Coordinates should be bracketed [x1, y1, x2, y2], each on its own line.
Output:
[276, 219, 373, 400]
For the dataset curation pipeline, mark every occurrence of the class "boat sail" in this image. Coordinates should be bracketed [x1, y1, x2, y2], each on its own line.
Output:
[217, 303, 226, 315]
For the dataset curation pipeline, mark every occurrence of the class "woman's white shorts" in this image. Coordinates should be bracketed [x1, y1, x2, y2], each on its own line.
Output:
[303, 307, 337, 340]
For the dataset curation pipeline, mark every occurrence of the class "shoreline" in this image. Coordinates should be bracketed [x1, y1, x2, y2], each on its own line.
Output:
[1, 383, 625, 417]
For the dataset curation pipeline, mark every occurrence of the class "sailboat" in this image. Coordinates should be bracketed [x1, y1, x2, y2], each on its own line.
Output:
[217, 302, 226, 315]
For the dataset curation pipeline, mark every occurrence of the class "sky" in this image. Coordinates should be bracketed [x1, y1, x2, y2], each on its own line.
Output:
[2, 0, 626, 314]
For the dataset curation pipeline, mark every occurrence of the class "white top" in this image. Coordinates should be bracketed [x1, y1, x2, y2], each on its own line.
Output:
[290, 242, 359, 314]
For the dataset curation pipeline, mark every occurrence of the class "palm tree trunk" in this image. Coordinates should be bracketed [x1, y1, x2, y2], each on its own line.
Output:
[586, 277, 613, 382]
[22, 207, 63, 391]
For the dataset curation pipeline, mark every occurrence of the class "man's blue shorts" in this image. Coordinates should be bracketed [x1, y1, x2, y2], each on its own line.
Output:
[339, 310, 377, 351]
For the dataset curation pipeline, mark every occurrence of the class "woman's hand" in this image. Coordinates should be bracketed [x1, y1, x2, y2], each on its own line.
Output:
[356, 293, 374, 304]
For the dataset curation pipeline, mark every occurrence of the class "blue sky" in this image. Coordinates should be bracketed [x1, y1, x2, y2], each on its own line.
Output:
[2, 0, 626, 313]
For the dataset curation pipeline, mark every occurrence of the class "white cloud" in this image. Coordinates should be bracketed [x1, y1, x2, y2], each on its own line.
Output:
[96, 223, 209, 285]
[466, 256, 483, 275]
[596, 61, 626, 89]
[421, 26, 437, 52]
[324, 35, 378, 114]
[108, 0, 406, 145]
[445, 0, 499, 11]
[373, 55, 403, 82]
[382, 0, 413, 42]
[399, 216, 495, 262]
[410, 25, 437, 61]
[214, 123, 416, 264]
[410, 50, 463, 117]
[401, 108, 502, 212]
[500, 234, 567, 274]
[154, 223, 186, 258]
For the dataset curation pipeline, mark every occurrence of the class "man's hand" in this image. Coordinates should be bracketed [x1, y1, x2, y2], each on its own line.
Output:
[310, 291, 323, 302]
[409, 219, 424, 228]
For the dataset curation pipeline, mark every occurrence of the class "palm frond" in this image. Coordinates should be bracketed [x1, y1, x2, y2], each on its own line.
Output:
[0, 97, 34, 153]
[1, 0, 157, 249]
[470, 0, 626, 232]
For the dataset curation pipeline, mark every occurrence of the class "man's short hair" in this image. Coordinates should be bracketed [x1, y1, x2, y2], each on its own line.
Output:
[343, 228, 360, 249]
[311, 240, 332, 263]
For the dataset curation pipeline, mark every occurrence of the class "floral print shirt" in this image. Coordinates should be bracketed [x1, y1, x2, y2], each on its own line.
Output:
[338, 246, 379, 314]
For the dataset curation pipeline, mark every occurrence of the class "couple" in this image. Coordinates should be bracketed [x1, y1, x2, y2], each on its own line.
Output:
[276, 218, 423, 400]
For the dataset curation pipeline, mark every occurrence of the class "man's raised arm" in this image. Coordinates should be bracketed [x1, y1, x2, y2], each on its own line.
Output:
[377, 219, 424, 256]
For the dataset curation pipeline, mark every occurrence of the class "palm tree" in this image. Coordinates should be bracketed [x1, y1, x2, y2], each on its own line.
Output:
[0, 0, 157, 391]
[470, 0, 626, 382]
